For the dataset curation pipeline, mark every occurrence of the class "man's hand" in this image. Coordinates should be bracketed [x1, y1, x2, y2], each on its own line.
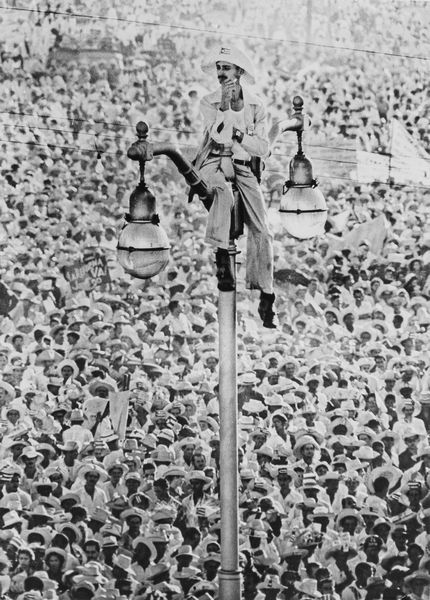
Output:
[220, 80, 234, 111]
[230, 80, 244, 111]
[220, 79, 242, 111]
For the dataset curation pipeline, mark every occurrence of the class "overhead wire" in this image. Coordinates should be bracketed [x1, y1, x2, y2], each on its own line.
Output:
[1, 135, 429, 193]
[1, 117, 428, 171]
[2, 109, 428, 163]
[0, 137, 119, 156]
[1, 4, 430, 61]
[265, 168, 430, 192]
[0, 118, 381, 167]
[0, 131, 357, 166]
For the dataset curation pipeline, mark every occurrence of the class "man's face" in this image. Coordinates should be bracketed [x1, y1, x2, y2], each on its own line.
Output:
[193, 453, 206, 470]
[284, 363, 295, 378]
[95, 386, 109, 399]
[183, 445, 195, 461]
[405, 436, 418, 453]
[277, 473, 291, 490]
[302, 444, 316, 459]
[206, 357, 218, 371]
[341, 517, 357, 535]
[385, 379, 395, 391]
[128, 517, 142, 530]
[85, 544, 99, 561]
[307, 380, 318, 393]
[12, 336, 24, 351]
[5, 473, 20, 493]
[110, 467, 123, 483]
[7, 410, 19, 424]
[85, 473, 100, 487]
[272, 417, 285, 432]
[54, 330, 65, 344]
[403, 407, 414, 418]
[402, 369, 413, 381]
[143, 468, 155, 480]
[365, 540, 380, 557]
[61, 366, 74, 379]
[18, 552, 31, 568]
[303, 412, 315, 425]
[407, 488, 422, 505]
[216, 61, 241, 84]
[374, 356, 385, 369]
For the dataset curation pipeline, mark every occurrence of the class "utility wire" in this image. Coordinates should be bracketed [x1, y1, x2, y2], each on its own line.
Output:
[0, 130, 357, 166]
[0, 123, 388, 166]
[0, 111, 420, 160]
[265, 168, 430, 192]
[1, 4, 430, 62]
[1, 118, 428, 168]
[0, 137, 119, 155]
[2, 136, 429, 193]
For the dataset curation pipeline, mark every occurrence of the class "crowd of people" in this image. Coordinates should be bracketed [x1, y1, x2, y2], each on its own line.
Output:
[0, 1, 430, 599]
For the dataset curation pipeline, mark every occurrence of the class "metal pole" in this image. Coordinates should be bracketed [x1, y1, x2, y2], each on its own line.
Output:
[218, 242, 241, 600]
[306, 0, 313, 54]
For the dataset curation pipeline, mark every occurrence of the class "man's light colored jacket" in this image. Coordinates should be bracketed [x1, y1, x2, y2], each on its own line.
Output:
[194, 86, 269, 170]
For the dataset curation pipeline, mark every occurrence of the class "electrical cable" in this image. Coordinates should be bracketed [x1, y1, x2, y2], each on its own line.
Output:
[1, 4, 430, 61]
[0, 111, 430, 160]
[1, 135, 429, 192]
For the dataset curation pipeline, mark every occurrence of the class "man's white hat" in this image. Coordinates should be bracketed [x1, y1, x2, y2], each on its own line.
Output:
[201, 45, 256, 85]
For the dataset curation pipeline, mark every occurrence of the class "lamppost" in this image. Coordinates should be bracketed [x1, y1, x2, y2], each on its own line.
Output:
[117, 97, 326, 600]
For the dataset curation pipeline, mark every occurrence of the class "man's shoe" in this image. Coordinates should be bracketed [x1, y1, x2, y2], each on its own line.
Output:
[215, 249, 235, 292]
[263, 311, 277, 329]
[258, 292, 277, 328]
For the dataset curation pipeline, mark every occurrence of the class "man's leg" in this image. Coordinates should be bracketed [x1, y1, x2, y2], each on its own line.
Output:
[234, 164, 276, 327]
[200, 157, 235, 250]
[200, 157, 236, 291]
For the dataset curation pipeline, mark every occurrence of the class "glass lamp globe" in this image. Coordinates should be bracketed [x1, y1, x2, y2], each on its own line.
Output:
[117, 221, 170, 279]
[279, 186, 327, 240]
[117, 183, 170, 279]
[279, 151, 327, 240]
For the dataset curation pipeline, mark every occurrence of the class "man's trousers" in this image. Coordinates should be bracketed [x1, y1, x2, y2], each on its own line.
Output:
[200, 155, 274, 294]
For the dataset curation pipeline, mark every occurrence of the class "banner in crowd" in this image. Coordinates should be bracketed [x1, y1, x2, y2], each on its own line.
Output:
[84, 391, 129, 441]
[63, 253, 111, 292]
[356, 150, 390, 184]
[328, 209, 351, 233]
[110, 392, 130, 441]
[328, 214, 387, 256]
[391, 119, 430, 160]
[356, 120, 430, 186]
[390, 119, 430, 186]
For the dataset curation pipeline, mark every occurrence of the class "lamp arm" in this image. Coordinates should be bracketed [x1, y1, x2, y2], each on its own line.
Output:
[152, 143, 214, 211]
[126, 122, 214, 212]
[277, 95, 311, 136]
[279, 113, 312, 134]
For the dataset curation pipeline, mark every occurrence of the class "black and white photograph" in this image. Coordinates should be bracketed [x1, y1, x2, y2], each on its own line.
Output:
[0, 1, 430, 599]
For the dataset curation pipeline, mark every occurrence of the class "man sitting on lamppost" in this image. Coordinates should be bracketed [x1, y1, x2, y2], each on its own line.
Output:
[194, 45, 276, 328]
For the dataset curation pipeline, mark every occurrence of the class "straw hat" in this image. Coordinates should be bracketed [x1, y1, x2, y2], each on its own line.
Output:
[175, 545, 199, 560]
[187, 470, 212, 484]
[293, 435, 320, 458]
[78, 462, 108, 481]
[45, 547, 67, 562]
[404, 570, 430, 586]
[257, 574, 284, 591]
[367, 465, 402, 493]
[294, 579, 321, 598]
